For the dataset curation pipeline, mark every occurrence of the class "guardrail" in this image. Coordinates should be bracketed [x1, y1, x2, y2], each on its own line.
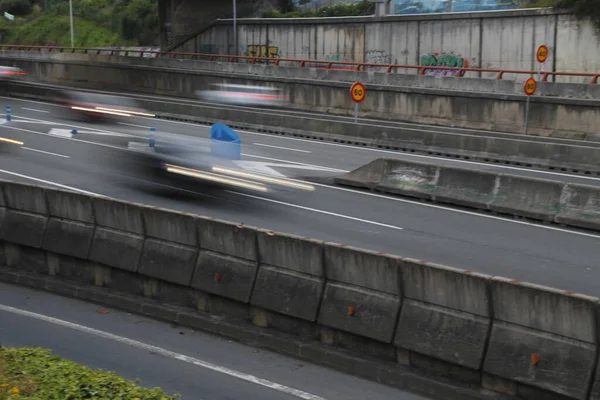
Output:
[0, 44, 598, 84]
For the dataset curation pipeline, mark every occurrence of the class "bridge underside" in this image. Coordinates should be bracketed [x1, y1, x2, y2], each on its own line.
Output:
[158, 0, 274, 51]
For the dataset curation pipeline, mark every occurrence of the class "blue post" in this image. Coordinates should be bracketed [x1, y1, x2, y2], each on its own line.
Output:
[149, 127, 156, 147]
[5, 105, 11, 122]
[71, 129, 77, 135]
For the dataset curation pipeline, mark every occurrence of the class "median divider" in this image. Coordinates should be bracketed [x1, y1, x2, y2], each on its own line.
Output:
[335, 158, 600, 232]
[1, 179, 600, 400]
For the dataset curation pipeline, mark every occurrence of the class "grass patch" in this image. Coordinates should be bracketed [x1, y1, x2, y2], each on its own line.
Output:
[0, 346, 178, 399]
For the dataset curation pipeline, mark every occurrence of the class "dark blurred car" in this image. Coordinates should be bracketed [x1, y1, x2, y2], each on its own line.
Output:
[56, 90, 155, 122]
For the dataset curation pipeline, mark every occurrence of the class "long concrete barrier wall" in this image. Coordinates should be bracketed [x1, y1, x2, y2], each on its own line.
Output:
[1, 179, 600, 400]
[1, 50, 600, 140]
[3, 79, 600, 179]
[335, 158, 600, 231]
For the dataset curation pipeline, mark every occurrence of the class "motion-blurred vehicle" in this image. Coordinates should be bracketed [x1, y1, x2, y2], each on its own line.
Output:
[195, 84, 289, 108]
[56, 90, 155, 122]
[0, 66, 26, 80]
[122, 125, 314, 195]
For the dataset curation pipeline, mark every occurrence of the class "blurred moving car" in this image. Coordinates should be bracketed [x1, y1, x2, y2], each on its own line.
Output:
[0, 66, 26, 80]
[195, 84, 289, 108]
[56, 90, 155, 122]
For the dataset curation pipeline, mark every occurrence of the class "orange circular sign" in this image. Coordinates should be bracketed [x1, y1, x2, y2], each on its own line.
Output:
[536, 45, 548, 63]
[350, 82, 366, 103]
[524, 78, 537, 96]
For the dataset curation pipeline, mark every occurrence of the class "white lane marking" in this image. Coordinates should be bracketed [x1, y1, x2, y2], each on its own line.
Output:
[242, 153, 347, 172]
[22, 147, 70, 158]
[2, 125, 129, 152]
[0, 304, 329, 400]
[7, 114, 137, 138]
[0, 169, 104, 197]
[253, 142, 311, 153]
[226, 190, 403, 231]
[21, 107, 50, 113]
[119, 122, 152, 129]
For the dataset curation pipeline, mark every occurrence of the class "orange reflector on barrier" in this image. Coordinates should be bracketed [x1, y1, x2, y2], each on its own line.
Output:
[215, 272, 222, 282]
[348, 306, 355, 316]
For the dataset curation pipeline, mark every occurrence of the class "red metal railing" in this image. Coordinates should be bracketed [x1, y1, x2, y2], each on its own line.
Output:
[0, 44, 598, 84]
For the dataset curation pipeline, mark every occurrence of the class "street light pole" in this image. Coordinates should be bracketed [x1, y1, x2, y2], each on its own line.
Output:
[232, 0, 237, 56]
[69, 0, 74, 47]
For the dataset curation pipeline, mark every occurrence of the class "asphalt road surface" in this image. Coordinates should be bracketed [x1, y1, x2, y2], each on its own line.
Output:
[0, 282, 429, 400]
[0, 96, 598, 297]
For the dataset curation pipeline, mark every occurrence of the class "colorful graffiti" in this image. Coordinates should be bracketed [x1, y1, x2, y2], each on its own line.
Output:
[246, 45, 280, 59]
[419, 52, 470, 77]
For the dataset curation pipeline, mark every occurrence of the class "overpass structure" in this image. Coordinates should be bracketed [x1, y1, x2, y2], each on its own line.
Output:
[158, 0, 269, 51]
[0, 45, 599, 400]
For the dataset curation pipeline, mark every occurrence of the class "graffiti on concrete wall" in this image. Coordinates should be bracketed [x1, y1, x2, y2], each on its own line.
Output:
[324, 54, 343, 62]
[419, 52, 470, 77]
[245, 45, 280, 59]
[365, 50, 393, 65]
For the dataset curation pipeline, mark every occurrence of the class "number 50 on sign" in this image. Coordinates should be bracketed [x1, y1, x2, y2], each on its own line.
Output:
[524, 78, 537, 96]
[350, 82, 366, 103]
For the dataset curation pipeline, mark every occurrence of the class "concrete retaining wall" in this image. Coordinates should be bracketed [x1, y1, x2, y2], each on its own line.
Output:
[172, 9, 600, 84]
[1, 179, 599, 399]
[335, 158, 600, 231]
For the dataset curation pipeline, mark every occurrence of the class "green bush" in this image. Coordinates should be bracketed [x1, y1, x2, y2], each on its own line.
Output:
[7, 14, 124, 46]
[0, 347, 178, 400]
[0, 0, 159, 46]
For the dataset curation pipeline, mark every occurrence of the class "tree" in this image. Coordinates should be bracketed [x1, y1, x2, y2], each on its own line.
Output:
[552, 0, 600, 33]
[279, 0, 295, 13]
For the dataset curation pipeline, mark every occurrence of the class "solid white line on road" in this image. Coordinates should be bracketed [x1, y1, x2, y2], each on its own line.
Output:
[241, 153, 347, 172]
[0, 169, 103, 197]
[226, 190, 403, 231]
[22, 147, 70, 158]
[21, 107, 50, 113]
[253, 142, 311, 153]
[0, 304, 329, 400]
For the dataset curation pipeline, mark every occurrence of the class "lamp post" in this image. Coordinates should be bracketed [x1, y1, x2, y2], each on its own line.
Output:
[69, 0, 74, 47]
[232, 0, 237, 56]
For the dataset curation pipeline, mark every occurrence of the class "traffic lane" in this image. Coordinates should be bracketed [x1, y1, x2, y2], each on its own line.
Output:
[0, 133, 598, 296]
[0, 283, 430, 400]
[1, 123, 599, 292]
[6, 98, 600, 186]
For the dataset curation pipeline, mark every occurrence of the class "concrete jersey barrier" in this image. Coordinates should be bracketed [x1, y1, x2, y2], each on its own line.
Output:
[0, 179, 599, 399]
[335, 158, 600, 231]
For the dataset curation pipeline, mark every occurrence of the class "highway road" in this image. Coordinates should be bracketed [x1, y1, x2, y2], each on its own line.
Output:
[0, 282, 428, 400]
[0, 96, 598, 297]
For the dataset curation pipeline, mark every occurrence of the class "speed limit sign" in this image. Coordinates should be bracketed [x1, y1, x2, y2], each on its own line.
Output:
[350, 82, 366, 103]
[524, 78, 537, 96]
